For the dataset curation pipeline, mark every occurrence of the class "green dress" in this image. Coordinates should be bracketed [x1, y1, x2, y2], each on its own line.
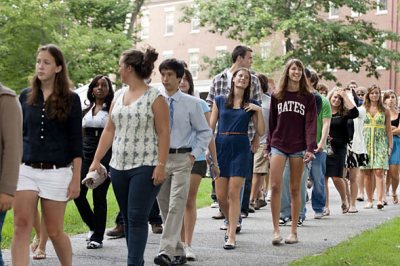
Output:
[361, 111, 389, 170]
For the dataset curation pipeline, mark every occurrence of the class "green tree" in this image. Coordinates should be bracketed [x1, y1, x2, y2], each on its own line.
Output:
[182, 0, 400, 82]
[0, 0, 139, 92]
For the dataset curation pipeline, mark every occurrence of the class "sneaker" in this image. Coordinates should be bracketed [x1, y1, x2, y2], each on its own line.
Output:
[86, 230, 94, 241]
[279, 217, 290, 226]
[314, 212, 324, 219]
[185, 246, 196, 261]
[106, 224, 125, 238]
[210, 201, 219, 208]
[297, 218, 304, 227]
[151, 224, 163, 234]
[87, 240, 103, 249]
[266, 193, 272, 202]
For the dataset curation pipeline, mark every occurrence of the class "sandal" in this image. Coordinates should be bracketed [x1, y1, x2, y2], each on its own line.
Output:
[393, 194, 399, 204]
[341, 203, 349, 214]
[87, 240, 103, 249]
[30, 235, 40, 252]
[33, 249, 46, 260]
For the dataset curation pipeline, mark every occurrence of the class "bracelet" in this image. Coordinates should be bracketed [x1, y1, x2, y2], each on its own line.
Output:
[157, 161, 166, 166]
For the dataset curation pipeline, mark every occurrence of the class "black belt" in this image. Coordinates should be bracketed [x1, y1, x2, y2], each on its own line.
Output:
[83, 127, 104, 137]
[169, 147, 192, 154]
[24, 162, 69, 170]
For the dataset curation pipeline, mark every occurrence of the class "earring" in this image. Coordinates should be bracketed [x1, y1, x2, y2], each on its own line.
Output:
[92, 93, 95, 97]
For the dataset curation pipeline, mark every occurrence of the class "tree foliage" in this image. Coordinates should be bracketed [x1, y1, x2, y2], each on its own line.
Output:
[0, 0, 141, 92]
[182, 0, 400, 82]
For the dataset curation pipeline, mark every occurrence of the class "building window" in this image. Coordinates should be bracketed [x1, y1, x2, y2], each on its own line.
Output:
[164, 8, 174, 36]
[191, 17, 200, 33]
[140, 11, 149, 39]
[351, 9, 360, 17]
[215, 46, 227, 57]
[260, 42, 271, 59]
[188, 49, 200, 79]
[162, 50, 174, 59]
[329, 2, 339, 19]
[376, 0, 388, 14]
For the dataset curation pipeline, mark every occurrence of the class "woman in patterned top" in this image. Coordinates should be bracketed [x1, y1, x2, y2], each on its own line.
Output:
[89, 47, 169, 265]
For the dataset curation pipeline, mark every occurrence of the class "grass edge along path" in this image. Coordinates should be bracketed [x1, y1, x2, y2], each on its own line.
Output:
[1, 178, 213, 249]
[291, 216, 400, 266]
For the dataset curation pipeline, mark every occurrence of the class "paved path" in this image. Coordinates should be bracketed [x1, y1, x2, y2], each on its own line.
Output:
[3, 181, 400, 265]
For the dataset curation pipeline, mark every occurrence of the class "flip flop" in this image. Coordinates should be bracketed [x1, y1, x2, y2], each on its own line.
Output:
[30, 236, 40, 252]
[33, 249, 46, 260]
[348, 208, 358, 213]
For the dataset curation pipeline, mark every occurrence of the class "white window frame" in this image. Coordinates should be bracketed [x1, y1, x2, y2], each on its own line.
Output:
[190, 17, 200, 33]
[376, 0, 388, 15]
[162, 50, 174, 59]
[164, 7, 175, 36]
[215, 46, 227, 58]
[328, 2, 339, 19]
[140, 11, 150, 39]
[260, 42, 271, 59]
[351, 8, 360, 17]
[188, 48, 200, 79]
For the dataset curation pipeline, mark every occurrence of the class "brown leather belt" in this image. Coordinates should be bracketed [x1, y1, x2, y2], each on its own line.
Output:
[24, 162, 69, 170]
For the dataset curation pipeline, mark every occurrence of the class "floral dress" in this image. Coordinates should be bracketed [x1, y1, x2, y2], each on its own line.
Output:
[361, 111, 389, 170]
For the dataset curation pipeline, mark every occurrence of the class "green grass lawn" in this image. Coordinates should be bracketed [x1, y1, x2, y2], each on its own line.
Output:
[291, 217, 400, 266]
[1, 177, 213, 249]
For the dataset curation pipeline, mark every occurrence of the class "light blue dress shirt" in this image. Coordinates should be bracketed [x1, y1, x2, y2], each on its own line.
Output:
[160, 89, 212, 159]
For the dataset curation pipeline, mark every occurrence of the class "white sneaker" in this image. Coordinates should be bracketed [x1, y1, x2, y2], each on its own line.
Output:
[266, 192, 272, 202]
[86, 231, 94, 241]
[186, 246, 196, 261]
[210, 201, 219, 208]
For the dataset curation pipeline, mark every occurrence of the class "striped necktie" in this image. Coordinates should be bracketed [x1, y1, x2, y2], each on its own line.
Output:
[169, 97, 174, 130]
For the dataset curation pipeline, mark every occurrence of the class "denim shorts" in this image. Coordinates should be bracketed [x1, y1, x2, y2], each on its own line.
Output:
[270, 147, 305, 158]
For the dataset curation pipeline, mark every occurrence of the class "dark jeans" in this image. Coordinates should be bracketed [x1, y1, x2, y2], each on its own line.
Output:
[0, 211, 6, 266]
[115, 200, 162, 226]
[74, 150, 111, 243]
[110, 166, 161, 266]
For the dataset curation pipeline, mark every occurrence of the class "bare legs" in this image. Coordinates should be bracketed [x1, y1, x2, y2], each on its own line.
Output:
[181, 173, 202, 247]
[363, 169, 385, 208]
[348, 168, 359, 212]
[250, 173, 265, 208]
[215, 176, 245, 245]
[12, 192, 72, 266]
[387, 164, 399, 204]
[270, 155, 303, 244]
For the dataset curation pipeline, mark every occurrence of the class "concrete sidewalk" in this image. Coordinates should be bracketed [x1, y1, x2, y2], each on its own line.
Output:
[3, 181, 400, 265]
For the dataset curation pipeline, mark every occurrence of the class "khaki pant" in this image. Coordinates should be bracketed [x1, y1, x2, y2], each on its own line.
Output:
[157, 153, 193, 257]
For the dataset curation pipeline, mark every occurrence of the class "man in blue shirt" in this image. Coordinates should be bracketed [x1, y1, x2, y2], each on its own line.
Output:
[154, 59, 212, 266]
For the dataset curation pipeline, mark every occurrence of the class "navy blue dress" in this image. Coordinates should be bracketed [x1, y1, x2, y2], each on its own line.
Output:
[215, 96, 256, 178]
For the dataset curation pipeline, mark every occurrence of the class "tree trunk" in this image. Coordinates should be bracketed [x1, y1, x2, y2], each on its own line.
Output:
[127, 0, 145, 39]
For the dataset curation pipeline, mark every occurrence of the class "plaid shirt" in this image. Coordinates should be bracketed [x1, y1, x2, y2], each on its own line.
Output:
[206, 68, 262, 141]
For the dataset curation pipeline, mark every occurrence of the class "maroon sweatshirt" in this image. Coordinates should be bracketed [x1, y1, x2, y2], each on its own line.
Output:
[267, 91, 317, 154]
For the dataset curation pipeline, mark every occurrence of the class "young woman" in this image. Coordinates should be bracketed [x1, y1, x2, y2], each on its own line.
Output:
[74, 75, 114, 249]
[324, 87, 358, 215]
[210, 68, 264, 250]
[12, 44, 82, 266]
[361, 85, 393, 209]
[343, 82, 368, 214]
[89, 47, 169, 265]
[383, 91, 400, 204]
[267, 59, 317, 245]
[179, 68, 219, 260]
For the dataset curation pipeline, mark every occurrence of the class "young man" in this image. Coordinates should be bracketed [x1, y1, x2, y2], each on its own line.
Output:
[206, 45, 262, 220]
[0, 83, 23, 266]
[154, 59, 212, 266]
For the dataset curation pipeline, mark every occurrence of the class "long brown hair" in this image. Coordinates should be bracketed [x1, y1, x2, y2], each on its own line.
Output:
[225, 68, 251, 109]
[383, 90, 398, 110]
[28, 44, 73, 121]
[275, 59, 312, 101]
[363, 84, 385, 113]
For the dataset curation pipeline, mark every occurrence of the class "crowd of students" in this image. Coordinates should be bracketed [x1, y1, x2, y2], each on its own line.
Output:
[0, 43, 398, 266]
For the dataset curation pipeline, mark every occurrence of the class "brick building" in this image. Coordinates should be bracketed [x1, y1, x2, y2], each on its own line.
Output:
[136, 0, 399, 93]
